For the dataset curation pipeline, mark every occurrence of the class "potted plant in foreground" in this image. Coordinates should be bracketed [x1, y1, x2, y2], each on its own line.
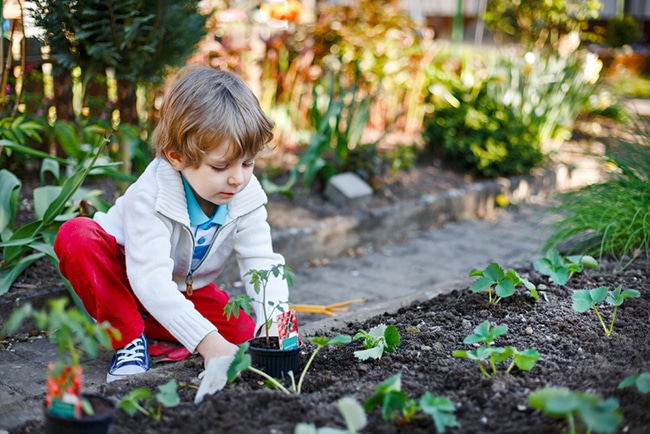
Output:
[3, 297, 120, 434]
[225, 263, 301, 378]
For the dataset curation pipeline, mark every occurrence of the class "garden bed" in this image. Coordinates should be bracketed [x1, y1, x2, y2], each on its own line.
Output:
[12, 254, 650, 434]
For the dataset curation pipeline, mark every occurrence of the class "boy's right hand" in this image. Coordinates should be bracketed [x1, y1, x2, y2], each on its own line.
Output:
[196, 330, 238, 370]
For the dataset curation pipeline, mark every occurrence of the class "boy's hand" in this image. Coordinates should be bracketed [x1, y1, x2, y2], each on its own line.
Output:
[196, 331, 238, 370]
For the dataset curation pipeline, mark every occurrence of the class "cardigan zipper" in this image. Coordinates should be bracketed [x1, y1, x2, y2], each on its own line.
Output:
[183, 204, 263, 295]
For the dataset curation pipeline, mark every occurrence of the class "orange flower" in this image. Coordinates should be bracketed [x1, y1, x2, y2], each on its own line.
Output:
[263, 1, 302, 22]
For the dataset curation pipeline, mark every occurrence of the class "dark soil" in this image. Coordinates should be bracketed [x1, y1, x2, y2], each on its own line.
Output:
[12, 254, 650, 434]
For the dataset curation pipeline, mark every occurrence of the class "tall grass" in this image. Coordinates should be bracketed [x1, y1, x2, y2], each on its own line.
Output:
[544, 121, 650, 270]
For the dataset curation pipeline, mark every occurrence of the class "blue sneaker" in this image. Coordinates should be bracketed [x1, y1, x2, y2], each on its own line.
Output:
[106, 332, 150, 383]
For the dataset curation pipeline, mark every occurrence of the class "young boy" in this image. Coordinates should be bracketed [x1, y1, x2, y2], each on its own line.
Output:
[53, 67, 289, 382]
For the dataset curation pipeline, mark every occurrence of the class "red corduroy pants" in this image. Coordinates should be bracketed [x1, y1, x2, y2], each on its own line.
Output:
[53, 217, 255, 349]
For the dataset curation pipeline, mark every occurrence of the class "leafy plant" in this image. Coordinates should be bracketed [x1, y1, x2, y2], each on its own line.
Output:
[294, 397, 367, 434]
[224, 264, 294, 343]
[543, 127, 650, 268]
[533, 248, 598, 286]
[528, 387, 623, 434]
[2, 298, 119, 419]
[0, 134, 111, 302]
[363, 373, 460, 432]
[353, 324, 401, 360]
[228, 335, 351, 395]
[572, 285, 640, 336]
[452, 320, 540, 377]
[618, 372, 650, 394]
[261, 63, 383, 196]
[118, 380, 180, 422]
[469, 262, 537, 303]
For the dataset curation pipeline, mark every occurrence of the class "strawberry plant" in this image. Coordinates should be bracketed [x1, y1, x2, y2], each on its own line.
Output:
[528, 387, 623, 434]
[363, 373, 460, 433]
[227, 334, 351, 394]
[572, 285, 640, 336]
[452, 320, 540, 377]
[533, 248, 598, 286]
[618, 372, 650, 394]
[118, 380, 180, 421]
[469, 262, 537, 303]
[353, 324, 401, 360]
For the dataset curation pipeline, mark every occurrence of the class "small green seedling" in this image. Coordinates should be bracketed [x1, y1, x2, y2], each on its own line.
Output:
[363, 373, 460, 433]
[533, 248, 598, 286]
[452, 320, 540, 377]
[224, 264, 294, 342]
[228, 334, 351, 395]
[353, 324, 401, 360]
[469, 262, 537, 303]
[618, 372, 650, 394]
[528, 387, 622, 434]
[118, 379, 180, 422]
[572, 285, 640, 336]
[294, 397, 367, 434]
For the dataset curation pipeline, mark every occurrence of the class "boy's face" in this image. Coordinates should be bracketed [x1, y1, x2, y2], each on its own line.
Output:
[167, 144, 255, 213]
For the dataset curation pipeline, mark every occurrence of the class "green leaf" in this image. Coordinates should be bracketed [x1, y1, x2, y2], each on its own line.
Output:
[511, 348, 541, 371]
[471, 276, 494, 293]
[619, 372, 650, 394]
[572, 287, 608, 312]
[0, 169, 21, 233]
[156, 380, 180, 407]
[494, 279, 515, 298]
[419, 392, 461, 433]
[336, 397, 367, 432]
[483, 262, 505, 281]
[228, 343, 251, 382]
[354, 346, 383, 361]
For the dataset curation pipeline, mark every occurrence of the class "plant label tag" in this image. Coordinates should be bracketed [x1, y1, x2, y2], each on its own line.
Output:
[277, 309, 300, 350]
[48, 397, 79, 419]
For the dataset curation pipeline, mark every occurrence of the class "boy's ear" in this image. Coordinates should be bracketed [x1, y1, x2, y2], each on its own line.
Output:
[165, 150, 185, 171]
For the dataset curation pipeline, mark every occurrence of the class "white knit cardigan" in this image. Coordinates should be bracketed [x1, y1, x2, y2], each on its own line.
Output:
[94, 158, 289, 352]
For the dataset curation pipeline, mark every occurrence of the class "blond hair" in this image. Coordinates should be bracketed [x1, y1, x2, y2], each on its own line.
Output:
[153, 67, 274, 166]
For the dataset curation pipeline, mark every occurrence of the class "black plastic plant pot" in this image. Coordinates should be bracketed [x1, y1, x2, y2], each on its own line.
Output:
[247, 336, 301, 379]
[45, 394, 115, 434]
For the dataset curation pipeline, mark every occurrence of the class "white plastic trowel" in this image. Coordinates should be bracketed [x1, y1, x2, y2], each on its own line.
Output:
[194, 355, 235, 404]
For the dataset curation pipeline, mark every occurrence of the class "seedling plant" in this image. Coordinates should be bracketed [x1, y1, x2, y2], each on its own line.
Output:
[353, 323, 401, 360]
[224, 263, 294, 342]
[228, 334, 351, 394]
[118, 379, 180, 421]
[618, 372, 650, 394]
[469, 262, 537, 303]
[2, 298, 119, 419]
[452, 320, 540, 377]
[364, 373, 460, 433]
[528, 387, 622, 434]
[572, 285, 640, 336]
[533, 248, 598, 286]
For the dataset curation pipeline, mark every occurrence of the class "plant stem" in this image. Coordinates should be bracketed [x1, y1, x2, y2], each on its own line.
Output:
[567, 412, 576, 434]
[477, 361, 492, 378]
[592, 306, 609, 336]
[297, 346, 322, 394]
[248, 366, 290, 394]
[608, 306, 619, 337]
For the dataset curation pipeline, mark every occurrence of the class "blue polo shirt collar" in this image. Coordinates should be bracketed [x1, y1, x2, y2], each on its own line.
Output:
[181, 176, 228, 228]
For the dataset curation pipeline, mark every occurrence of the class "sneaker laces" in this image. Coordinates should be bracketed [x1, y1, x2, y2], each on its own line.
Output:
[114, 337, 147, 368]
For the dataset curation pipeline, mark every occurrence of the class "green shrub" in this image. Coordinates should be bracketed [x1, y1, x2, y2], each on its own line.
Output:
[543, 124, 650, 267]
[423, 86, 542, 178]
[605, 15, 641, 48]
